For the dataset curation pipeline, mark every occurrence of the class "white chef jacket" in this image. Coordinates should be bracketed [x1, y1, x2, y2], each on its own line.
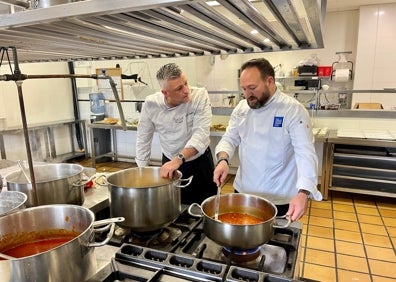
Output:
[215, 89, 322, 204]
[136, 87, 212, 167]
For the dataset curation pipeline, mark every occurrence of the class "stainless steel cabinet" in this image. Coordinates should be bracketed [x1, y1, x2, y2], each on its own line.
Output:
[324, 131, 396, 199]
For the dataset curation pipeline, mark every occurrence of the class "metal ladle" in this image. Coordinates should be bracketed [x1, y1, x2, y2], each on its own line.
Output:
[214, 185, 222, 220]
[17, 160, 31, 183]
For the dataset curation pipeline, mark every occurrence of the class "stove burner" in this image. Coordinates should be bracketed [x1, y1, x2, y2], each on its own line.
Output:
[132, 229, 164, 239]
[222, 247, 261, 263]
[124, 226, 182, 247]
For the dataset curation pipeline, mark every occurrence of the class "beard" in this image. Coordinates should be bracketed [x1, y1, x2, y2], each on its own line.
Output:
[247, 94, 270, 109]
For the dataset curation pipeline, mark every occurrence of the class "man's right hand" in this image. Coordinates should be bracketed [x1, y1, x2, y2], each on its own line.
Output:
[213, 160, 229, 187]
[160, 158, 181, 178]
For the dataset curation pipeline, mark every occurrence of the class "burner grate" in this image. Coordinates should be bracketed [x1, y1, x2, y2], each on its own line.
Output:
[222, 247, 261, 263]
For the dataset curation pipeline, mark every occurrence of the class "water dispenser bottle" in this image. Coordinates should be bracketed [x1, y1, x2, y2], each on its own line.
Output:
[89, 93, 105, 122]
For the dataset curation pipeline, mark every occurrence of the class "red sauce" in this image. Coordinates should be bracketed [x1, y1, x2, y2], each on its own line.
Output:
[1, 232, 78, 259]
[218, 212, 263, 225]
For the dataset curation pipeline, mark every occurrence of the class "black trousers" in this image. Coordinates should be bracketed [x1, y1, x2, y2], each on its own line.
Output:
[162, 148, 218, 205]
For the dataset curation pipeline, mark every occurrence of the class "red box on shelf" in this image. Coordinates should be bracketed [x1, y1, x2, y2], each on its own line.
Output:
[317, 66, 332, 77]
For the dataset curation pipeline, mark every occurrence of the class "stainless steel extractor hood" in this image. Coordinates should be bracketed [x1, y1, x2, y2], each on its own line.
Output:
[0, 0, 326, 63]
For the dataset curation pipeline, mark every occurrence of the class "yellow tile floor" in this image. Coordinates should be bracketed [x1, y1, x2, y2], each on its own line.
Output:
[75, 159, 396, 282]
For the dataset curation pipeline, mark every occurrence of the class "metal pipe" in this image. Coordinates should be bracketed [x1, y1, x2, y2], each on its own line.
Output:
[98, 75, 127, 131]
[26, 73, 127, 130]
[15, 80, 39, 206]
[1, 72, 127, 130]
[67, 61, 84, 150]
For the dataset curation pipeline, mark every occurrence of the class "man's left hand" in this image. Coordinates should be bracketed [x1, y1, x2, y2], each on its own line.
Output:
[160, 158, 182, 178]
[286, 193, 309, 221]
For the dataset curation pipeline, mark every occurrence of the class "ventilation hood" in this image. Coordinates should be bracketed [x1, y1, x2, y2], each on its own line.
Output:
[0, 0, 327, 63]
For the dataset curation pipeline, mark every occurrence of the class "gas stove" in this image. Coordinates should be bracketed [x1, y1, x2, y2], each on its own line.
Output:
[88, 205, 303, 282]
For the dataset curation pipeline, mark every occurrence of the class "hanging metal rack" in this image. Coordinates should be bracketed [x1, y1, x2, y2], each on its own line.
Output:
[0, 46, 126, 205]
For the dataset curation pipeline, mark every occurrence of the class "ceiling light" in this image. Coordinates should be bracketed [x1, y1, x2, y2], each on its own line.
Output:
[206, 1, 220, 7]
[264, 38, 271, 43]
[250, 30, 258, 35]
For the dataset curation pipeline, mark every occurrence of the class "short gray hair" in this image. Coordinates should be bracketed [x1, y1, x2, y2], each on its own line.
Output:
[156, 63, 183, 87]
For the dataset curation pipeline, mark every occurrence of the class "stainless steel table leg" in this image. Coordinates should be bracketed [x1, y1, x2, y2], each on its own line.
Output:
[112, 129, 118, 161]
[0, 134, 6, 159]
[89, 126, 96, 167]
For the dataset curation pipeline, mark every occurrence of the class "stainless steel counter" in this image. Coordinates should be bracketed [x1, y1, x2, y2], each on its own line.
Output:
[83, 177, 118, 281]
[83, 179, 110, 214]
[327, 130, 396, 147]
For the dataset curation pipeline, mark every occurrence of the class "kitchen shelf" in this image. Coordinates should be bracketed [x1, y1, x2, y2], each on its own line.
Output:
[324, 135, 396, 199]
[0, 120, 88, 162]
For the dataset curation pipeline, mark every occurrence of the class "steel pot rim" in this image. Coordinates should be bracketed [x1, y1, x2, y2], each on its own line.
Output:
[106, 167, 192, 189]
[5, 163, 84, 184]
[203, 193, 277, 223]
[189, 193, 291, 228]
[0, 204, 124, 260]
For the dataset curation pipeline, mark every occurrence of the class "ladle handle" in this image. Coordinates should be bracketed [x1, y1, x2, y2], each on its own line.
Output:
[214, 186, 221, 220]
[17, 160, 31, 183]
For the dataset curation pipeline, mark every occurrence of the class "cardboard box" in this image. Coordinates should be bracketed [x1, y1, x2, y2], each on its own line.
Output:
[353, 103, 383, 109]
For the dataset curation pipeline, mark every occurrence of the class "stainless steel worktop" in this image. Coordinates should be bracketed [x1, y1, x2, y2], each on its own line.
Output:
[83, 178, 110, 214]
[83, 176, 119, 280]
[327, 129, 396, 147]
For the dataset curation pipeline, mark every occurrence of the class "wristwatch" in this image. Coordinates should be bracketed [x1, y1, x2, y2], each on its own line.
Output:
[216, 157, 229, 166]
[298, 189, 311, 197]
[177, 153, 185, 163]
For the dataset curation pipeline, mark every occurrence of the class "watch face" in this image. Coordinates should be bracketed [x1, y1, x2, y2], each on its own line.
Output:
[178, 153, 185, 161]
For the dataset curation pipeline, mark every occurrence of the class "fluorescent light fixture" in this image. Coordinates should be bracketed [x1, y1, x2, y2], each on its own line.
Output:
[264, 38, 271, 43]
[206, 1, 220, 6]
[250, 29, 258, 34]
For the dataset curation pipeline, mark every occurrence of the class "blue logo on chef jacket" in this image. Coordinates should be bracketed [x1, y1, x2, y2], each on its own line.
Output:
[273, 116, 284, 127]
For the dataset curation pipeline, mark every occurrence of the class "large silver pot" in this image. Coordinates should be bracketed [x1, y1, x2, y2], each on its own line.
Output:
[107, 167, 192, 232]
[189, 193, 290, 250]
[0, 204, 123, 282]
[6, 163, 86, 207]
[0, 191, 27, 217]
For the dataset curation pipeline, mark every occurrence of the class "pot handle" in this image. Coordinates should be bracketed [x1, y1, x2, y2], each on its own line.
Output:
[177, 175, 193, 188]
[71, 173, 108, 188]
[71, 174, 97, 188]
[88, 217, 125, 247]
[187, 203, 203, 217]
[273, 215, 292, 228]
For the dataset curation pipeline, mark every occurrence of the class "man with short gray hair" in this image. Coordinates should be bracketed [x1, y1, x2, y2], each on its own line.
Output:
[136, 63, 217, 204]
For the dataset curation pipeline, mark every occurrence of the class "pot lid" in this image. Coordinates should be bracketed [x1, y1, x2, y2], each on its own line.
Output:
[0, 191, 27, 217]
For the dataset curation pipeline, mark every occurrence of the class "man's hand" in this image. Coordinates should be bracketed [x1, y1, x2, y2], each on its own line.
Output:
[213, 160, 229, 187]
[160, 158, 182, 178]
[286, 192, 309, 221]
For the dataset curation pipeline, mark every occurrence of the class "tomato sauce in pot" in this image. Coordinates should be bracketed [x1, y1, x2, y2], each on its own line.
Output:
[0, 229, 80, 259]
[218, 212, 263, 225]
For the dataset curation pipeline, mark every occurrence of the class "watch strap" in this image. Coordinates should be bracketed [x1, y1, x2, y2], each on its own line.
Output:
[216, 157, 229, 166]
[298, 189, 311, 197]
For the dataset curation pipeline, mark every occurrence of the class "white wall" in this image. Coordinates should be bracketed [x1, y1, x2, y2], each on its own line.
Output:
[0, 62, 74, 129]
[2, 8, 394, 161]
[352, 3, 396, 109]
